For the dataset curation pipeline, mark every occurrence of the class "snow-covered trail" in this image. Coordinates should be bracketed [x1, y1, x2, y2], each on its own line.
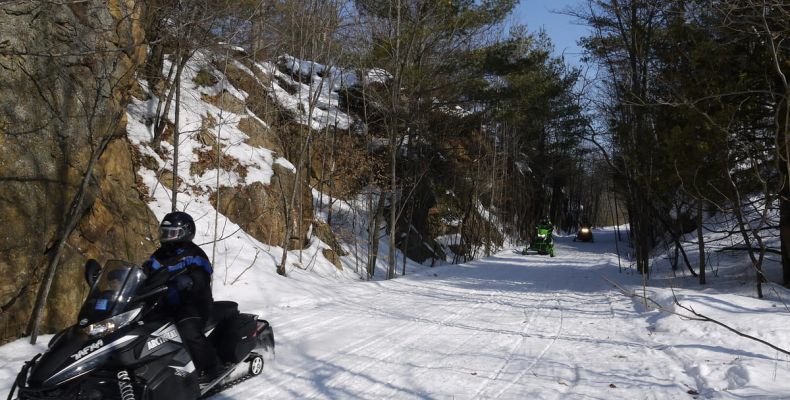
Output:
[4, 229, 787, 399]
[216, 231, 702, 399]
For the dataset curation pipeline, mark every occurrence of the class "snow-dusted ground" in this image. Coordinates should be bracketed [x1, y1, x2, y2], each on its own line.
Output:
[215, 228, 790, 399]
[6, 228, 788, 399]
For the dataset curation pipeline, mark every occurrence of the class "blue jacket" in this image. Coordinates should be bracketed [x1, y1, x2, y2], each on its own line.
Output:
[144, 242, 213, 307]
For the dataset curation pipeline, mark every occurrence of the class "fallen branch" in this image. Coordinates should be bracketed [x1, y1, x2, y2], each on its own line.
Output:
[229, 249, 259, 286]
[602, 275, 702, 320]
[601, 275, 790, 357]
[672, 300, 790, 356]
[716, 245, 781, 255]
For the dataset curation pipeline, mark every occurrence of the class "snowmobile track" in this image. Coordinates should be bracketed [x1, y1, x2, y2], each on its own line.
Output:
[356, 293, 519, 399]
[492, 298, 565, 399]
[193, 231, 778, 399]
[228, 298, 475, 398]
[467, 294, 562, 399]
[297, 296, 491, 399]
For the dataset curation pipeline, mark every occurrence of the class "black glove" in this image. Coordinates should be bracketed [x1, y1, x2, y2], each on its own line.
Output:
[141, 260, 154, 276]
[84, 259, 102, 286]
[173, 274, 194, 291]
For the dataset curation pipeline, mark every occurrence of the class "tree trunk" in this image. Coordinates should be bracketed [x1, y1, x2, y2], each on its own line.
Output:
[402, 196, 416, 276]
[276, 176, 290, 277]
[613, 193, 622, 241]
[779, 94, 790, 286]
[387, 133, 397, 279]
[171, 52, 182, 212]
[697, 199, 706, 285]
[28, 111, 125, 344]
[782, 184, 790, 286]
[386, 0, 402, 280]
[368, 190, 386, 279]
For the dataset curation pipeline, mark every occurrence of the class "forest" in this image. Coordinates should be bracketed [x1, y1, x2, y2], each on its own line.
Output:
[178, 0, 788, 290]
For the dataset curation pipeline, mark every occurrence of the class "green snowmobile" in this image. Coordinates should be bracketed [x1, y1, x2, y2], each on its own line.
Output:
[524, 218, 555, 257]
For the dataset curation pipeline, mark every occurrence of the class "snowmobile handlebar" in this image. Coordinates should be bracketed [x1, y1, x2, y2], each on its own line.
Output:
[131, 268, 188, 303]
[131, 285, 169, 303]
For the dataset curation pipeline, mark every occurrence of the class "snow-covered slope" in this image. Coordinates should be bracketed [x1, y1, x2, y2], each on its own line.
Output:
[124, 47, 427, 282]
[124, 50, 368, 302]
[4, 228, 790, 399]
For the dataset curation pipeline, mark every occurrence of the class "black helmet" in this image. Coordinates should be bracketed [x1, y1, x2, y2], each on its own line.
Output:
[159, 212, 196, 243]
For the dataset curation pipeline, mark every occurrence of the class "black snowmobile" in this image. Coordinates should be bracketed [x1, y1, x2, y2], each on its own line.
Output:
[573, 225, 594, 242]
[8, 260, 274, 400]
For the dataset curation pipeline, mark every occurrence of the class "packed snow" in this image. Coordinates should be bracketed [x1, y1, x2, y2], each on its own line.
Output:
[4, 228, 790, 399]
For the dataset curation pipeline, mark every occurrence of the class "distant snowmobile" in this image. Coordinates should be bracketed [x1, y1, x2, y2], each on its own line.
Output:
[573, 225, 594, 243]
[523, 218, 555, 257]
[9, 260, 274, 400]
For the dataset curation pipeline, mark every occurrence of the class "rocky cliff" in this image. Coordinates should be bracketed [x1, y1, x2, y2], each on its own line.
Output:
[0, 0, 155, 343]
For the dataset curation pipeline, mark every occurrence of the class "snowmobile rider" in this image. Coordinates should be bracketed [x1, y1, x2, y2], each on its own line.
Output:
[143, 211, 223, 384]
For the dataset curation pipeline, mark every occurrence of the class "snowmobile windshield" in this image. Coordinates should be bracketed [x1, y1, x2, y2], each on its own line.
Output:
[78, 260, 145, 324]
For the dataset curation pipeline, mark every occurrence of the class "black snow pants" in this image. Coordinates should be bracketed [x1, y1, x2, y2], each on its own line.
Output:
[174, 270, 219, 372]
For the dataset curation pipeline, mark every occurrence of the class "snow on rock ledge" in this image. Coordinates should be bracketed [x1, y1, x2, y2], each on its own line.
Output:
[125, 49, 359, 299]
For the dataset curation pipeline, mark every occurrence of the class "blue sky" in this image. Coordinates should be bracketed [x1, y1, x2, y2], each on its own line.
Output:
[507, 0, 590, 70]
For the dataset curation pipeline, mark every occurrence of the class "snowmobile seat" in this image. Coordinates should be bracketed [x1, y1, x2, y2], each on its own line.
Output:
[205, 301, 239, 331]
[207, 309, 258, 363]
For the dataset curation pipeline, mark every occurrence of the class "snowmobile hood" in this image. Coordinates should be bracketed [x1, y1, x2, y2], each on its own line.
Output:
[27, 327, 138, 387]
[27, 261, 149, 388]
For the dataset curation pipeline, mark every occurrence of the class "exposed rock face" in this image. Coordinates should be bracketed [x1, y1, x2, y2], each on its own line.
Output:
[385, 182, 447, 263]
[313, 221, 347, 269]
[238, 117, 280, 153]
[220, 62, 282, 154]
[0, 0, 154, 343]
[213, 162, 313, 250]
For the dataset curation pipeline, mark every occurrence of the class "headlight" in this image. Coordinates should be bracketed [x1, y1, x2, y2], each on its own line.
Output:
[581, 228, 590, 234]
[82, 308, 141, 338]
